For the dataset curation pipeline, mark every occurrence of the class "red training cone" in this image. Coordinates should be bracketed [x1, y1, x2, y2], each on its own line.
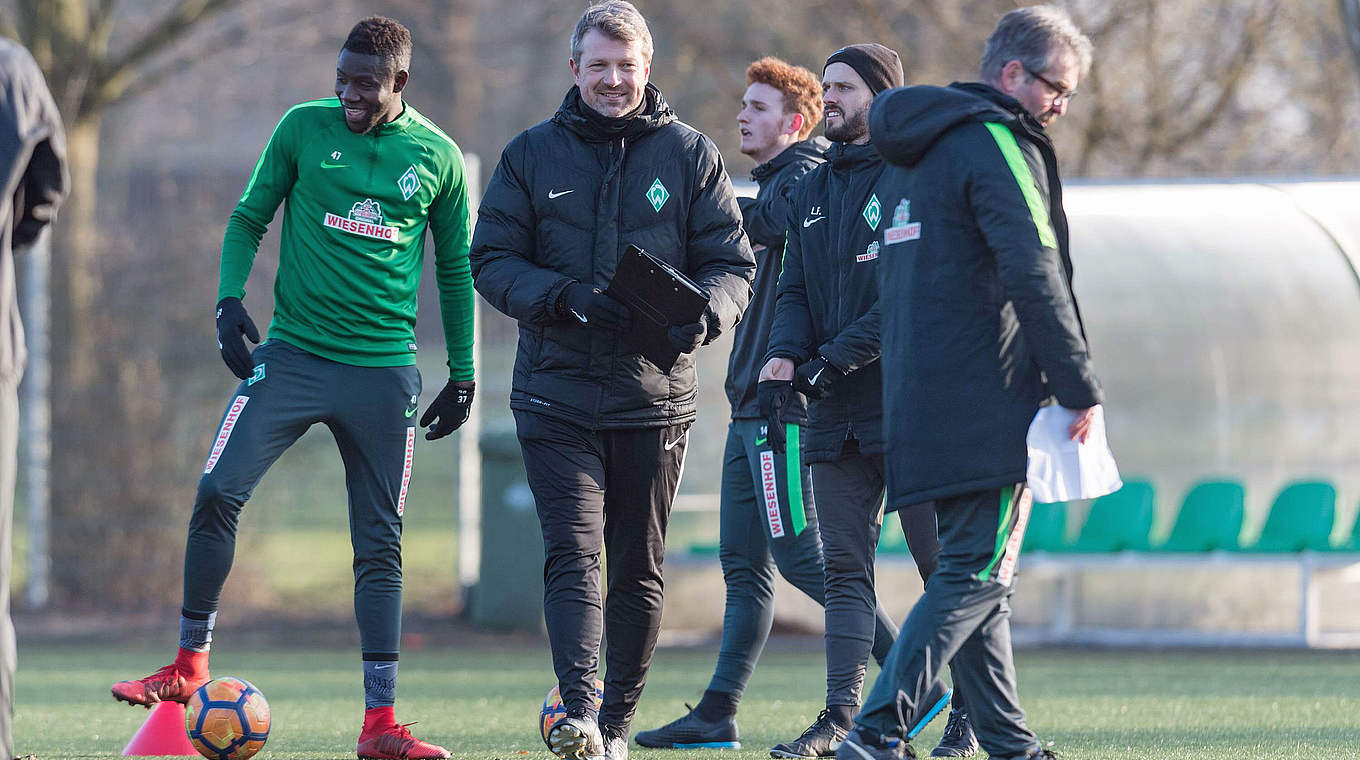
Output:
[121, 701, 199, 756]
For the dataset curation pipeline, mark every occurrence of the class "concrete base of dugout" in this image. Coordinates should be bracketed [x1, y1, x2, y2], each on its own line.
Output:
[658, 552, 1360, 649]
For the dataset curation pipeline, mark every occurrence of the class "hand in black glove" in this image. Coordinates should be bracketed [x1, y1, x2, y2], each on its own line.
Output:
[793, 356, 843, 400]
[420, 379, 476, 440]
[216, 297, 260, 380]
[560, 283, 632, 332]
[666, 318, 706, 354]
[758, 379, 807, 454]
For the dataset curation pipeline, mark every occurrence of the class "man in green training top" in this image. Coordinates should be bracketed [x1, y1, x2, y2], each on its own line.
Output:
[110, 17, 470, 760]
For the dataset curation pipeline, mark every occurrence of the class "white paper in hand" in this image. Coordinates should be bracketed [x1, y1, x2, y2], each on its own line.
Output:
[1026, 405, 1122, 503]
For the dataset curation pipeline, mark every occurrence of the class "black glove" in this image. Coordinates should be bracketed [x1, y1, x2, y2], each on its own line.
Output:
[793, 356, 843, 400]
[666, 318, 707, 354]
[560, 283, 632, 332]
[758, 379, 807, 454]
[216, 297, 260, 380]
[420, 379, 475, 440]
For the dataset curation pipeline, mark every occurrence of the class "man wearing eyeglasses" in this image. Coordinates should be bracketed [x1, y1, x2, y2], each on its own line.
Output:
[838, 6, 1101, 760]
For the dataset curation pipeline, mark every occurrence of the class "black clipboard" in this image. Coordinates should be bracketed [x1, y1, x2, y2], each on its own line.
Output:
[605, 244, 709, 371]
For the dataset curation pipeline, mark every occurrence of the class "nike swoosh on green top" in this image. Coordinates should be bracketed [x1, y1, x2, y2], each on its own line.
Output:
[321, 160, 350, 169]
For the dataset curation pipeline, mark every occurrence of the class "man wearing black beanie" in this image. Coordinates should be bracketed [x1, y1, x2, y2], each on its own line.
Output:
[759, 43, 955, 758]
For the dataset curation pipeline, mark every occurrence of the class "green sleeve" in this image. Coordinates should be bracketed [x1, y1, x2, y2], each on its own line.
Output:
[218, 108, 301, 301]
[429, 147, 475, 381]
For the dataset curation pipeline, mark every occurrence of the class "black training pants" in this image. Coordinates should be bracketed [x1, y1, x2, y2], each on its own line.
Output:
[858, 485, 1038, 759]
[514, 410, 689, 731]
[184, 340, 421, 657]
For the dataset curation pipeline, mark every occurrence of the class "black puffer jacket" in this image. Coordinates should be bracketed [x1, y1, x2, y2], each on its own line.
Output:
[471, 85, 754, 429]
[764, 141, 888, 463]
[868, 82, 1102, 507]
[726, 137, 828, 419]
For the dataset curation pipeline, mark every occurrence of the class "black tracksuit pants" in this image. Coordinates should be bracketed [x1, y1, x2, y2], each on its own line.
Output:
[858, 485, 1039, 759]
[814, 441, 964, 718]
[514, 410, 689, 731]
[185, 339, 421, 657]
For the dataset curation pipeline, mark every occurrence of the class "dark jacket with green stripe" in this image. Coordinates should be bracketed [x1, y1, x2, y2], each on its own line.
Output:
[868, 82, 1103, 507]
[764, 141, 888, 464]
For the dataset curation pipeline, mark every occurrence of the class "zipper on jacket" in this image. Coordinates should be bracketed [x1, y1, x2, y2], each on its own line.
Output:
[595, 137, 628, 425]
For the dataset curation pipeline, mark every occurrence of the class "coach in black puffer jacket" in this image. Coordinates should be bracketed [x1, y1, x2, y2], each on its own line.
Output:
[471, 83, 754, 429]
[868, 81, 1103, 508]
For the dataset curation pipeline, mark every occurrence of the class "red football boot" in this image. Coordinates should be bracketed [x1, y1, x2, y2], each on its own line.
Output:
[110, 649, 210, 707]
[356, 722, 451, 759]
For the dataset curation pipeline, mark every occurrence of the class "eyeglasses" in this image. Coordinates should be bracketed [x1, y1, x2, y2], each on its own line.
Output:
[1024, 67, 1077, 104]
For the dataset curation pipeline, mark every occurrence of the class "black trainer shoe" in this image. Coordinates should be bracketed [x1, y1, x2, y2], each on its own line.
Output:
[770, 710, 849, 758]
[836, 728, 915, 760]
[548, 712, 605, 760]
[634, 704, 741, 749]
[929, 710, 978, 757]
[601, 724, 629, 760]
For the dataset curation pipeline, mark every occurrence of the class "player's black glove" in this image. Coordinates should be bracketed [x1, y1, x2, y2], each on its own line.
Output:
[793, 356, 843, 400]
[559, 283, 632, 332]
[215, 297, 260, 380]
[420, 379, 476, 440]
[666, 317, 707, 354]
[757, 379, 807, 454]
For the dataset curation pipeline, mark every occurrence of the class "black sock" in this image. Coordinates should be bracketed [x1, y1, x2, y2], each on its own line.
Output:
[694, 689, 738, 721]
[827, 704, 856, 730]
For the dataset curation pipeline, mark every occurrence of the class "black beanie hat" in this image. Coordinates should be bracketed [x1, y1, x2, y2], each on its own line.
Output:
[824, 43, 904, 95]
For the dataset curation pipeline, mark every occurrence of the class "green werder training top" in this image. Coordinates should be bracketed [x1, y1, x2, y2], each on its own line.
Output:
[219, 98, 474, 380]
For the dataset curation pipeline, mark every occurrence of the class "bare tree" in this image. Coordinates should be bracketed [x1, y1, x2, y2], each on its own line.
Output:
[1, 0, 259, 605]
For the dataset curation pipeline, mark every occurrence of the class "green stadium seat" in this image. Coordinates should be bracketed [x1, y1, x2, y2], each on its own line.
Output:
[1156, 480, 1245, 552]
[1064, 480, 1155, 552]
[1022, 500, 1068, 552]
[1343, 505, 1360, 552]
[1246, 481, 1335, 552]
[878, 519, 909, 554]
[687, 541, 721, 557]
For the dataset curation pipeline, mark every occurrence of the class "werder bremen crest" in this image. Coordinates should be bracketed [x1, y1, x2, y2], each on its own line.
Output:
[646, 178, 670, 212]
[862, 193, 881, 230]
[398, 166, 420, 200]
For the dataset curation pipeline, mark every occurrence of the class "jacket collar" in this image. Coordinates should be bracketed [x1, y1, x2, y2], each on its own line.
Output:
[950, 82, 1053, 149]
[751, 136, 830, 182]
[365, 102, 414, 137]
[825, 140, 880, 171]
[554, 83, 676, 143]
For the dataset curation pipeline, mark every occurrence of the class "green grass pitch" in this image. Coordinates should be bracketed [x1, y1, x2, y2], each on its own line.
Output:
[17, 642, 1360, 759]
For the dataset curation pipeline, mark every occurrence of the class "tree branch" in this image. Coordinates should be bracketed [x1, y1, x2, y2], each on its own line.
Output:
[1152, 0, 1277, 157]
[82, 0, 246, 118]
[107, 21, 247, 107]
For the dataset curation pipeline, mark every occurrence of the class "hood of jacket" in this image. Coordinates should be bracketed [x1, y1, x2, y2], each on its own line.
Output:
[869, 81, 1027, 168]
[751, 136, 830, 183]
[553, 82, 676, 143]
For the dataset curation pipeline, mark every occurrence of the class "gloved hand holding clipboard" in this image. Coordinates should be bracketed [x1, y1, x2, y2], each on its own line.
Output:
[605, 244, 709, 371]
